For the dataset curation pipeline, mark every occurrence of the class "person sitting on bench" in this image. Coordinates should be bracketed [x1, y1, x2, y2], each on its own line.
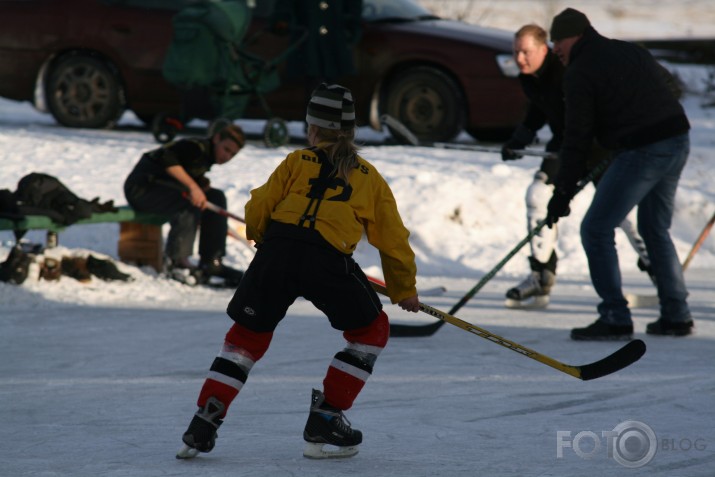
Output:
[124, 124, 246, 287]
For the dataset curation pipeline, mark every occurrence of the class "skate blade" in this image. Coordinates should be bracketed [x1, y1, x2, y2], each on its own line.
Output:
[625, 293, 658, 308]
[176, 444, 200, 459]
[505, 295, 549, 310]
[303, 442, 359, 459]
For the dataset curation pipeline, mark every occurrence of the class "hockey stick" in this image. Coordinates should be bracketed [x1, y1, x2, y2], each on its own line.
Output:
[389, 158, 613, 337]
[203, 200, 246, 224]
[151, 177, 247, 224]
[372, 281, 646, 380]
[379, 114, 556, 158]
[682, 209, 715, 271]
[626, 208, 715, 307]
[432, 142, 557, 159]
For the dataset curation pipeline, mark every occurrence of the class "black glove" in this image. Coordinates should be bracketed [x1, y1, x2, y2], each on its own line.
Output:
[501, 139, 525, 161]
[546, 188, 572, 228]
[501, 125, 535, 161]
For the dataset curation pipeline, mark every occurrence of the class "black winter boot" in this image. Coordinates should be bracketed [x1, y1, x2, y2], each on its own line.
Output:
[646, 318, 694, 336]
[199, 258, 243, 287]
[571, 319, 633, 341]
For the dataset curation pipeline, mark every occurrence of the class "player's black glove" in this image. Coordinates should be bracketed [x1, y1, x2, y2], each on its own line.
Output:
[501, 125, 535, 161]
[501, 139, 525, 161]
[546, 188, 572, 228]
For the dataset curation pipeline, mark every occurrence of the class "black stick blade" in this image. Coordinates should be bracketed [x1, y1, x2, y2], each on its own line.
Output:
[389, 320, 444, 337]
[578, 339, 647, 381]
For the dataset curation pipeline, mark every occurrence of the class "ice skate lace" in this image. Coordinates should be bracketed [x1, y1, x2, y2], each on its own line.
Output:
[515, 273, 541, 293]
[318, 408, 353, 435]
[332, 411, 353, 435]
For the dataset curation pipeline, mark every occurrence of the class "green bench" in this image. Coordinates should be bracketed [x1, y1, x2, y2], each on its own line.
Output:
[0, 206, 170, 271]
[0, 206, 168, 233]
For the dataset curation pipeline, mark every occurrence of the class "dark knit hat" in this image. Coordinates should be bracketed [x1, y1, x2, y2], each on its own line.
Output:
[306, 83, 356, 130]
[550, 8, 590, 41]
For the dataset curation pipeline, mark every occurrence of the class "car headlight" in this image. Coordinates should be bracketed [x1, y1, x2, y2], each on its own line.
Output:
[496, 54, 519, 78]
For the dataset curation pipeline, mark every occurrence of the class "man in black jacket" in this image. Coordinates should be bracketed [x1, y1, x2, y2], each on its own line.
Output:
[501, 24, 652, 309]
[546, 8, 693, 339]
[124, 124, 246, 287]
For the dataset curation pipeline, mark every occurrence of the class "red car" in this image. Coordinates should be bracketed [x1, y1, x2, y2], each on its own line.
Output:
[0, 0, 526, 143]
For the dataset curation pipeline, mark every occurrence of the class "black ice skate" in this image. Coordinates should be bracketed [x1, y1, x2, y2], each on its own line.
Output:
[303, 389, 362, 459]
[176, 397, 224, 459]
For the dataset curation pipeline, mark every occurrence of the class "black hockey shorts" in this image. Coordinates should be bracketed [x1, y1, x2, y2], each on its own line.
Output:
[226, 237, 383, 333]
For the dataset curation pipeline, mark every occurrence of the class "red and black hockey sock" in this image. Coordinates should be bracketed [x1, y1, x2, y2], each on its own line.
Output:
[323, 310, 389, 410]
[197, 323, 273, 416]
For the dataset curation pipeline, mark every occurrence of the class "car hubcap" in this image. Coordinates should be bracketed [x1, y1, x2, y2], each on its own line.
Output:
[57, 65, 110, 120]
[400, 86, 443, 133]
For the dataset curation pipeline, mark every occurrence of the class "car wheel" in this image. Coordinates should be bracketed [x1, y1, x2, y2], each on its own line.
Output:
[382, 66, 465, 143]
[46, 54, 125, 129]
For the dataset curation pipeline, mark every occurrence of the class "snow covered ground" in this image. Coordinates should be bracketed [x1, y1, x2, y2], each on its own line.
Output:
[422, 0, 715, 39]
[1, 8, 715, 475]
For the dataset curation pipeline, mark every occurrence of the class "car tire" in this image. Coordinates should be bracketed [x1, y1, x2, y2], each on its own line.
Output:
[46, 54, 125, 129]
[382, 66, 465, 143]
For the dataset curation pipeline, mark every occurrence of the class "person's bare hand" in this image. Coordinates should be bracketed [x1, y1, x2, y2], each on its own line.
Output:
[398, 295, 420, 313]
[188, 186, 207, 209]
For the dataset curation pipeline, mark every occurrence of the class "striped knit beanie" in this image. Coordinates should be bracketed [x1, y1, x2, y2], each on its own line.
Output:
[305, 83, 356, 130]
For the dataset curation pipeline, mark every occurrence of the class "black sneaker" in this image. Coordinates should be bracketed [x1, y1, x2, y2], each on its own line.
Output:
[199, 258, 243, 287]
[179, 397, 225, 457]
[303, 389, 361, 459]
[646, 318, 694, 336]
[571, 319, 633, 341]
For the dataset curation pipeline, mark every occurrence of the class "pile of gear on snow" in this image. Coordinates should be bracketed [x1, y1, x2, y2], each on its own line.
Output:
[0, 171, 131, 285]
[0, 243, 133, 285]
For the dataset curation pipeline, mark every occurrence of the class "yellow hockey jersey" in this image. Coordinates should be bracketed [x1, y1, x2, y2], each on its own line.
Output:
[245, 146, 417, 303]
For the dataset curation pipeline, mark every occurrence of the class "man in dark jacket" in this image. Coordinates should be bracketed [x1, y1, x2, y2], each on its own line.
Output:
[124, 124, 246, 287]
[501, 24, 651, 309]
[546, 8, 693, 339]
[500, 24, 563, 308]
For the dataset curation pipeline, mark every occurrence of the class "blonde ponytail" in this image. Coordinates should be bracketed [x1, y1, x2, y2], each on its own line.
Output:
[311, 125, 360, 182]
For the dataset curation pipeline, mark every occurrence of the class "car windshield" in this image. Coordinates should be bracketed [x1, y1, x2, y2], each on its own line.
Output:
[362, 0, 440, 23]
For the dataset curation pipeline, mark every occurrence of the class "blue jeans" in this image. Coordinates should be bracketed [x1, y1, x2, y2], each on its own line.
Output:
[580, 133, 691, 325]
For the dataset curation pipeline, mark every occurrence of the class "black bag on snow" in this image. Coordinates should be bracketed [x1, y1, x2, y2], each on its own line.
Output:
[14, 172, 116, 225]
